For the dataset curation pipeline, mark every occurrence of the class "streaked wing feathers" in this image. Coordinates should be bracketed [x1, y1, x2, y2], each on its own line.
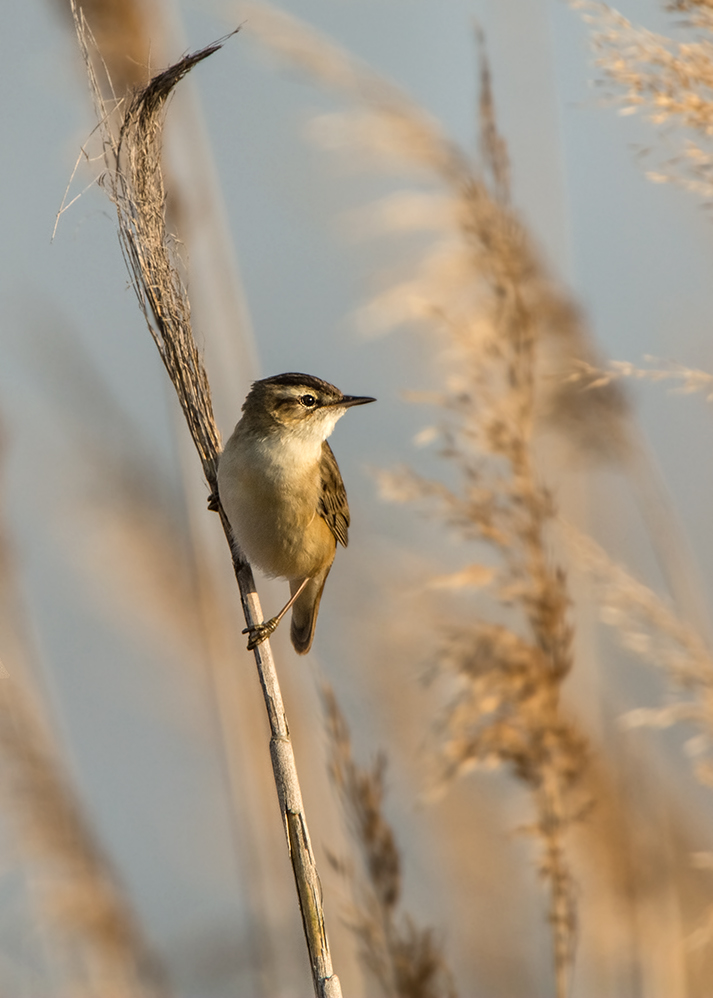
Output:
[318, 442, 350, 547]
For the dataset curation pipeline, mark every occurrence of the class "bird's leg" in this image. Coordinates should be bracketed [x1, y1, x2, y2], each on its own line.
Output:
[243, 576, 311, 650]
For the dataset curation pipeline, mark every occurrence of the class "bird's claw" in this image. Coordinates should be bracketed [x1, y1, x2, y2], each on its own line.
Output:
[207, 491, 220, 512]
[243, 618, 279, 650]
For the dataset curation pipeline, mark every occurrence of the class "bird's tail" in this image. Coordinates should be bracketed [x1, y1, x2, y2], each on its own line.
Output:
[290, 568, 331, 655]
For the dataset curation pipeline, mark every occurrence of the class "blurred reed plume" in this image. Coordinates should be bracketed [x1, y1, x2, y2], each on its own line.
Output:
[564, 522, 713, 952]
[57, 0, 160, 93]
[244, 7, 593, 995]
[0, 671, 165, 998]
[242, 4, 631, 467]
[565, 357, 713, 401]
[573, 0, 713, 198]
[323, 686, 457, 998]
[0, 420, 164, 998]
[528, 0, 713, 646]
[564, 523, 713, 790]
[248, 0, 713, 657]
[72, 8, 343, 995]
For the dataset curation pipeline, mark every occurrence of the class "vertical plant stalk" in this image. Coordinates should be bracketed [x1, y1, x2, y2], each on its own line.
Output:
[72, 9, 342, 996]
[224, 521, 341, 998]
[502, 279, 579, 998]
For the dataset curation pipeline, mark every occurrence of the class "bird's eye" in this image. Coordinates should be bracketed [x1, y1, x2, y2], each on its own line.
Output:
[300, 394, 317, 408]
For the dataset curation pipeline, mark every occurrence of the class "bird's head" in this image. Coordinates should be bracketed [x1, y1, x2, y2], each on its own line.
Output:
[242, 372, 375, 442]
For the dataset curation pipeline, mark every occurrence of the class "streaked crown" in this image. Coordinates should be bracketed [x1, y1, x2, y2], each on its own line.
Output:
[241, 372, 375, 430]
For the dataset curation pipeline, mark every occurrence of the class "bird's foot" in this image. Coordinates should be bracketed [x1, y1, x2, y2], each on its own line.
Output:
[243, 617, 280, 650]
[207, 491, 220, 512]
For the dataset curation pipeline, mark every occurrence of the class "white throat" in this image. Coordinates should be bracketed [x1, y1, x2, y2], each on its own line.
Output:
[244, 406, 345, 472]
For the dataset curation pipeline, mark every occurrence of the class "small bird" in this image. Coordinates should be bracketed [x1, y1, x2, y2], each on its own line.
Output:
[217, 372, 375, 654]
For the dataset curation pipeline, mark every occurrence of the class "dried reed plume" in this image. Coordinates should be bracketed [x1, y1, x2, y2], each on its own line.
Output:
[244, 8, 590, 994]
[72, 8, 342, 995]
[572, 0, 713, 198]
[323, 686, 457, 998]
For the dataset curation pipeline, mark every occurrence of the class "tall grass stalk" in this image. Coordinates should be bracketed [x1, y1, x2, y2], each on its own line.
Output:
[71, 8, 341, 995]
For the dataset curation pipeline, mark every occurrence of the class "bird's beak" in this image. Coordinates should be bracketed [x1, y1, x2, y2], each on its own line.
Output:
[333, 395, 376, 408]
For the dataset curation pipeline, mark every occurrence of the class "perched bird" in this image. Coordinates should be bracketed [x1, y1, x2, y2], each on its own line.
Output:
[217, 373, 375, 654]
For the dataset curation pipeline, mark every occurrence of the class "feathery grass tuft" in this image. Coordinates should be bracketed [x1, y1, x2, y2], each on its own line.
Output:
[572, 0, 713, 198]
[77, 15, 225, 481]
[324, 686, 457, 998]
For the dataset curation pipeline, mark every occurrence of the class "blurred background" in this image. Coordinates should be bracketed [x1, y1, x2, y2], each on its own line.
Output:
[2, 1, 713, 996]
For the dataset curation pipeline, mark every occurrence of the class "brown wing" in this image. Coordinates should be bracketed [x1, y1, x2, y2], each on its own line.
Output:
[318, 441, 350, 548]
